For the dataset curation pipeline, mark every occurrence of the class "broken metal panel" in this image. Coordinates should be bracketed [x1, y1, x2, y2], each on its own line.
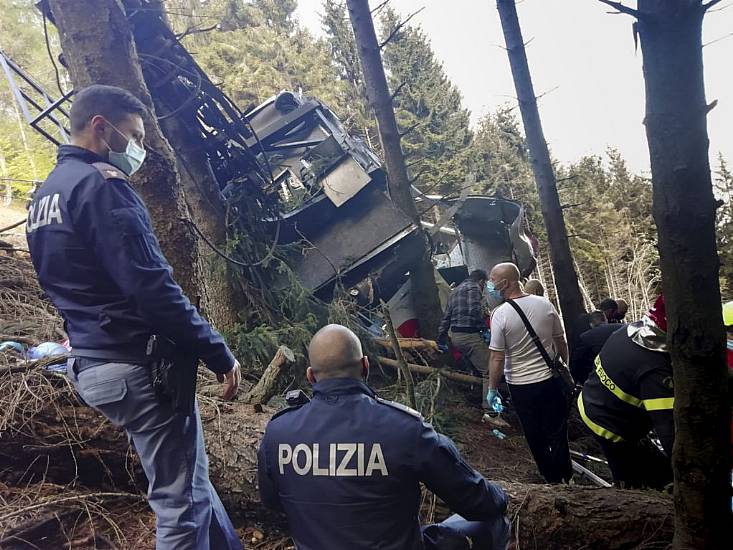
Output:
[509, 205, 537, 277]
[321, 156, 371, 207]
[386, 269, 451, 330]
[448, 195, 535, 277]
[285, 185, 418, 294]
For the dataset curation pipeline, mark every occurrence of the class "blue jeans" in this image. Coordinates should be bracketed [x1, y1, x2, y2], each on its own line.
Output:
[68, 359, 242, 550]
[422, 513, 510, 550]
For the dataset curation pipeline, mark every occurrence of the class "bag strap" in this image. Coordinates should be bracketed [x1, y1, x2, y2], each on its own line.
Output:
[505, 298, 555, 370]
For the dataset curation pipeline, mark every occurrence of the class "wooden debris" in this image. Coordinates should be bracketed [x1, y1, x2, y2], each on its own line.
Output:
[241, 345, 295, 405]
[377, 356, 482, 385]
[372, 337, 439, 353]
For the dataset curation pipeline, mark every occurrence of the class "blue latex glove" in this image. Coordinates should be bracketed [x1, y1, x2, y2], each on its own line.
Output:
[486, 389, 504, 413]
[437, 343, 449, 353]
[481, 329, 491, 345]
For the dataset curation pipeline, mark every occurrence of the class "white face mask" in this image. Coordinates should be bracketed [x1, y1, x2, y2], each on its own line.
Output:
[102, 120, 146, 176]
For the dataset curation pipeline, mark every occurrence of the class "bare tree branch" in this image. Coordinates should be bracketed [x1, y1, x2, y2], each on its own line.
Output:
[176, 23, 219, 40]
[399, 121, 423, 139]
[378, 7, 426, 50]
[702, 0, 724, 11]
[707, 1, 731, 12]
[597, 0, 640, 17]
[406, 156, 426, 169]
[703, 31, 733, 47]
[370, 0, 391, 15]
[535, 85, 560, 102]
[408, 167, 429, 185]
[390, 81, 407, 102]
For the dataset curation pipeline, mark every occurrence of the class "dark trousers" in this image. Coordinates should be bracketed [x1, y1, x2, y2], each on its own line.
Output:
[422, 513, 510, 550]
[508, 377, 572, 483]
[595, 436, 672, 489]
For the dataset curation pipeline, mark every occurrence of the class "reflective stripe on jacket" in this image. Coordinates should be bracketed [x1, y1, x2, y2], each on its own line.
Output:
[579, 326, 674, 453]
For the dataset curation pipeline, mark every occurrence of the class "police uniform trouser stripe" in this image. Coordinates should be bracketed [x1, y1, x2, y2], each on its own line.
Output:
[577, 393, 624, 443]
[643, 397, 674, 411]
[594, 357, 643, 407]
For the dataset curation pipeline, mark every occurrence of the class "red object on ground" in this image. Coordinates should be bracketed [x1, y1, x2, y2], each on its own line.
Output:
[397, 319, 419, 338]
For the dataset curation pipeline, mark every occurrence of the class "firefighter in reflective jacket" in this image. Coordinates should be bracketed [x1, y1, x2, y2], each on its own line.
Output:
[578, 295, 673, 488]
[258, 324, 510, 550]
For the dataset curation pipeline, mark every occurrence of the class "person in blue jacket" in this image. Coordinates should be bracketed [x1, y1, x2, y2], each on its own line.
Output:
[258, 324, 510, 550]
[25, 85, 242, 550]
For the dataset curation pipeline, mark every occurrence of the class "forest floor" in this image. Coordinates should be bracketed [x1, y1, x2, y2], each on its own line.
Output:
[0, 248, 670, 550]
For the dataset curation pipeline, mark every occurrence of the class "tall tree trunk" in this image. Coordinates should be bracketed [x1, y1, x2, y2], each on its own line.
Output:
[123, 0, 245, 330]
[629, 1, 729, 547]
[47, 0, 201, 300]
[345, 0, 442, 339]
[496, 0, 585, 333]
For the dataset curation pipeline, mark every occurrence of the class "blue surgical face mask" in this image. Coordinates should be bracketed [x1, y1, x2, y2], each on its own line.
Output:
[485, 280, 504, 302]
[727, 339, 733, 352]
[103, 120, 146, 176]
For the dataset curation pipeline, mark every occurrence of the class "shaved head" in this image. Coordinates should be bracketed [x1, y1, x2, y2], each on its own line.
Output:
[490, 262, 521, 284]
[307, 324, 367, 382]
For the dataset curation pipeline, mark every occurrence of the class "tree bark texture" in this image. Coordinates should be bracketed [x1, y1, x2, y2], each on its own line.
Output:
[634, 2, 730, 548]
[496, 0, 585, 334]
[502, 482, 674, 549]
[123, 0, 245, 330]
[47, 0, 201, 300]
[346, 0, 443, 340]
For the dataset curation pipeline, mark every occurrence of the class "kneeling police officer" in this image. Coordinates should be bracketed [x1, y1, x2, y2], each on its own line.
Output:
[26, 85, 242, 549]
[258, 324, 510, 550]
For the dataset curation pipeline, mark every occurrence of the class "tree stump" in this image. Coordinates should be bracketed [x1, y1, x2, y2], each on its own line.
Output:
[241, 346, 295, 406]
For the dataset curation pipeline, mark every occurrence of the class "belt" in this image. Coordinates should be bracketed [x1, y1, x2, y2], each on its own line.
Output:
[70, 348, 149, 375]
[451, 327, 482, 334]
[71, 347, 148, 363]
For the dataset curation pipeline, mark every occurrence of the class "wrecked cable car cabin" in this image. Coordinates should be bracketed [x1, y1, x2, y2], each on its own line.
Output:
[1, 29, 536, 337]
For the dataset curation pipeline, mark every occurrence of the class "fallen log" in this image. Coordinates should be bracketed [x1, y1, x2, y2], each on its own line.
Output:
[372, 337, 439, 353]
[241, 346, 295, 405]
[501, 481, 673, 549]
[377, 356, 482, 385]
[1, 370, 676, 547]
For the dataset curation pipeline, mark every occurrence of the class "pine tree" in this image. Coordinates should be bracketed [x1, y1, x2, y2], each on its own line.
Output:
[321, 0, 376, 148]
[189, 0, 347, 110]
[379, 7, 472, 195]
[714, 153, 733, 296]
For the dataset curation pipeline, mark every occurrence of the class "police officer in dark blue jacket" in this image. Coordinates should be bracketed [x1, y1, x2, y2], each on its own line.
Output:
[258, 324, 510, 550]
[26, 85, 242, 550]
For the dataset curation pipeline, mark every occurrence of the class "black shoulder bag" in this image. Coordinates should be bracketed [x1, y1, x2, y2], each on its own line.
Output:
[504, 299, 577, 403]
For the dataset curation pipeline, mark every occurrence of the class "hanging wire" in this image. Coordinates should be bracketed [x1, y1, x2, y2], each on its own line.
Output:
[180, 216, 281, 269]
[42, 11, 66, 96]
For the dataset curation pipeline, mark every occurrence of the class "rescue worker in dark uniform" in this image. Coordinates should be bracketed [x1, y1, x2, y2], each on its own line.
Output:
[570, 311, 624, 384]
[25, 85, 242, 549]
[578, 295, 673, 488]
[258, 324, 510, 550]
